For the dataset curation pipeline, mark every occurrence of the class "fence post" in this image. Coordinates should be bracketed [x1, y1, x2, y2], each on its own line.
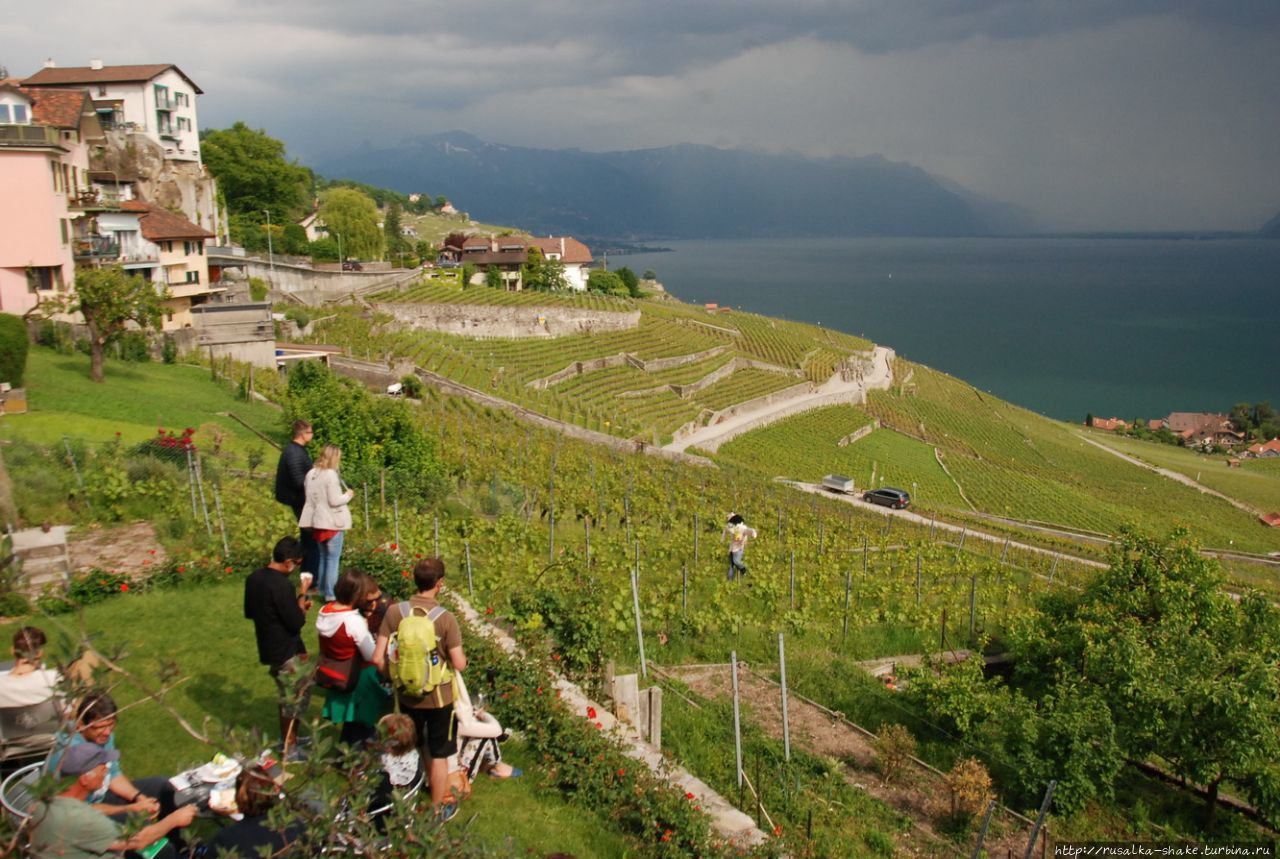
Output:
[185, 449, 198, 519]
[818, 518, 824, 555]
[915, 555, 922, 607]
[212, 487, 230, 558]
[630, 568, 647, 679]
[969, 574, 978, 640]
[393, 497, 400, 549]
[194, 455, 213, 538]
[789, 550, 795, 611]
[779, 632, 791, 762]
[465, 540, 473, 598]
[731, 650, 743, 791]
[682, 564, 688, 615]
[841, 567, 853, 643]
[584, 518, 591, 571]
[1049, 555, 1059, 584]
[971, 800, 998, 859]
[62, 437, 86, 498]
[1023, 781, 1056, 859]
[693, 513, 699, 563]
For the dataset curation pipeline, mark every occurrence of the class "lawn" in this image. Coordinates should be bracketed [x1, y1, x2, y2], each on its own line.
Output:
[2, 348, 286, 456]
[0, 580, 638, 858]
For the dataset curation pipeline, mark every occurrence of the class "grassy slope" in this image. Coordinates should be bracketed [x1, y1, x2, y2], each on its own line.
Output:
[1, 350, 285, 455]
[0, 584, 635, 858]
[1085, 431, 1280, 514]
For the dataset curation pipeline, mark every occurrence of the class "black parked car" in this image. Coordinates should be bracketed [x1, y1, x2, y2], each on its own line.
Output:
[863, 487, 911, 509]
[341, 260, 363, 272]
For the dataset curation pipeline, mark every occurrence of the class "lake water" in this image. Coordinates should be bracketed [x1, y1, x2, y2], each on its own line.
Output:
[618, 237, 1280, 422]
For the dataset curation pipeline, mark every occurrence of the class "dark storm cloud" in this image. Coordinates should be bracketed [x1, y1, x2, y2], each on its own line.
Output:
[3, 0, 1278, 230]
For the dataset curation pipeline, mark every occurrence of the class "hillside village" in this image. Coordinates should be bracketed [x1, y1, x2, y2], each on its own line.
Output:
[4, 56, 1280, 859]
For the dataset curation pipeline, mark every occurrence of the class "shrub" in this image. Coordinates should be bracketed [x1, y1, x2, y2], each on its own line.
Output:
[399, 374, 423, 399]
[862, 828, 894, 856]
[161, 336, 178, 364]
[248, 277, 269, 302]
[872, 723, 917, 783]
[0, 590, 31, 618]
[0, 313, 29, 386]
[118, 330, 151, 362]
[284, 306, 311, 329]
[943, 757, 992, 821]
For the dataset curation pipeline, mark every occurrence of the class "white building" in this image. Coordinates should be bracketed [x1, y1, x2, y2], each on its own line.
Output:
[24, 61, 203, 162]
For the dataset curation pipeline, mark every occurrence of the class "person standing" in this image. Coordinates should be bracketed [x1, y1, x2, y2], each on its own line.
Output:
[372, 558, 466, 821]
[316, 570, 389, 746]
[298, 444, 354, 603]
[274, 419, 319, 581]
[244, 536, 313, 755]
[722, 513, 758, 581]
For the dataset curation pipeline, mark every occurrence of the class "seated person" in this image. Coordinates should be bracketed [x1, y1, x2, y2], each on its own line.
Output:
[47, 692, 177, 820]
[364, 713, 421, 817]
[202, 765, 305, 858]
[454, 673, 520, 780]
[28, 742, 197, 859]
[0, 626, 61, 707]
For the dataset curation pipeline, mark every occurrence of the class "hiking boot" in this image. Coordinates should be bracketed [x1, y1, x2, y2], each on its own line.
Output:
[435, 803, 458, 823]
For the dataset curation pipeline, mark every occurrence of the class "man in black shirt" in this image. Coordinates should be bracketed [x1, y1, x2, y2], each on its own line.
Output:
[244, 536, 313, 755]
[274, 419, 319, 580]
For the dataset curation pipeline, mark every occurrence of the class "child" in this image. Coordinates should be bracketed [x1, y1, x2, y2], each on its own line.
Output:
[378, 713, 420, 788]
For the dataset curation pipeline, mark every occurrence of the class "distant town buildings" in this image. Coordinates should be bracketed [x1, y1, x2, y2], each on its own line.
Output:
[440, 234, 594, 291]
[1088, 410, 1272, 453]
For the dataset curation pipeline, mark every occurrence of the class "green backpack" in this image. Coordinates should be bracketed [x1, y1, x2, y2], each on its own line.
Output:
[389, 602, 453, 701]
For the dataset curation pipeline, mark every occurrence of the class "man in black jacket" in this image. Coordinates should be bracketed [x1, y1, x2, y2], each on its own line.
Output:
[274, 419, 319, 579]
[244, 536, 313, 754]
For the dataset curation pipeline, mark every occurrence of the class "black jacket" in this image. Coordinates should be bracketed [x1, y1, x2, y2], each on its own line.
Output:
[244, 566, 307, 667]
[274, 441, 312, 515]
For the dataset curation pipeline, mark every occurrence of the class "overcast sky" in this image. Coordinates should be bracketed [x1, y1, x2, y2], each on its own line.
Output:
[6, 1, 1279, 230]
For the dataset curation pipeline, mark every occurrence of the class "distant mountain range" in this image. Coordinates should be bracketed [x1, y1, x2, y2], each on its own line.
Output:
[313, 132, 1034, 240]
[1260, 210, 1280, 238]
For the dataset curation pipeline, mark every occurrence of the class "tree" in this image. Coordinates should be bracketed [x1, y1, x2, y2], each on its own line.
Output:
[64, 267, 166, 383]
[587, 269, 628, 296]
[318, 188, 384, 261]
[0, 313, 28, 387]
[1008, 529, 1280, 828]
[383, 201, 406, 260]
[200, 123, 312, 236]
[308, 237, 339, 263]
[281, 223, 310, 255]
[485, 265, 502, 289]
[615, 266, 640, 297]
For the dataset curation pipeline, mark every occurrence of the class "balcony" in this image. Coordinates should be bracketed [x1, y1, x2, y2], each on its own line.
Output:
[0, 124, 64, 149]
[68, 189, 123, 211]
[73, 236, 121, 260]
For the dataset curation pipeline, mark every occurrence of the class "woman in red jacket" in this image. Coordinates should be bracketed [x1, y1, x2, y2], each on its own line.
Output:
[315, 569, 389, 745]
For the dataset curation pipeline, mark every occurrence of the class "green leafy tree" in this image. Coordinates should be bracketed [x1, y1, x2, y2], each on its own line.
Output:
[460, 262, 476, 288]
[0, 313, 29, 386]
[318, 188, 384, 261]
[308, 237, 339, 263]
[587, 269, 628, 296]
[415, 240, 435, 261]
[281, 223, 310, 255]
[615, 266, 640, 297]
[485, 265, 503, 289]
[1008, 529, 1280, 828]
[383, 201, 407, 260]
[200, 123, 312, 239]
[62, 267, 166, 382]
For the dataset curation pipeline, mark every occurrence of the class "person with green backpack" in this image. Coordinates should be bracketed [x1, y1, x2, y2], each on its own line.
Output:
[372, 557, 467, 821]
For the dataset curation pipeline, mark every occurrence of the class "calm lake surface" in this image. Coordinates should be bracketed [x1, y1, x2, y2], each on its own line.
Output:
[619, 237, 1280, 422]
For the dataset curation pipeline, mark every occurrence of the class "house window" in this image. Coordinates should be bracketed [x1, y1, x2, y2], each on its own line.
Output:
[26, 266, 64, 293]
[175, 92, 188, 107]
[60, 219, 68, 245]
[0, 104, 30, 124]
[185, 270, 199, 283]
[97, 85, 107, 96]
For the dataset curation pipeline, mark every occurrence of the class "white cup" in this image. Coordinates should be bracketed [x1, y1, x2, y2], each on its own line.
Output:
[299, 572, 313, 591]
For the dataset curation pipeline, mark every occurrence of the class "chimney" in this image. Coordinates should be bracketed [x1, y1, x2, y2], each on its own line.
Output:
[43, 58, 57, 69]
[90, 58, 104, 70]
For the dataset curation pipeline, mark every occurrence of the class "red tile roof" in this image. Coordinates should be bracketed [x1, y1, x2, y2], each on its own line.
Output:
[120, 200, 214, 240]
[23, 63, 202, 94]
[532, 236, 593, 264]
[15, 86, 93, 129]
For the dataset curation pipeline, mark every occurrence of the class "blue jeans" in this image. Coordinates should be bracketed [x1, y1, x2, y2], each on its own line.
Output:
[728, 549, 748, 581]
[316, 530, 345, 601]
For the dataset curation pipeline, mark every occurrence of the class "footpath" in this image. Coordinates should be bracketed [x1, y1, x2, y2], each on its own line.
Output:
[663, 346, 895, 454]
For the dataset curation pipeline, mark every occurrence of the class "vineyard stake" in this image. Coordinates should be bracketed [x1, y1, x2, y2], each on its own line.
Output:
[789, 550, 796, 611]
[630, 568, 647, 679]
[777, 508, 782, 540]
[915, 556, 922, 607]
[584, 519, 591, 571]
[465, 541, 473, 598]
[693, 513, 699, 563]
[434, 515, 440, 557]
[971, 799, 998, 859]
[929, 512, 936, 542]
[549, 505, 556, 562]
[731, 650, 743, 790]
[634, 539, 640, 581]
[779, 632, 791, 762]
[194, 455, 213, 538]
[968, 574, 977, 640]
[1049, 555, 1059, 584]
[363, 481, 369, 532]
[184, 448, 197, 519]
[818, 518, 825, 555]
[999, 537, 1010, 565]
[958, 526, 968, 551]
[841, 568, 853, 643]
[212, 486, 229, 558]
[940, 608, 947, 652]
[862, 536, 868, 574]
[1023, 780, 1057, 859]
[682, 564, 688, 615]
[393, 497, 400, 550]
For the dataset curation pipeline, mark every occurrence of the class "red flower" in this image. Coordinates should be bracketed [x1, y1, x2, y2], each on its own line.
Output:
[485, 606, 494, 615]
[149, 549, 156, 555]
[390, 543, 398, 551]
[119, 583, 129, 592]
[772, 825, 783, 837]
[551, 653, 561, 661]
[586, 706, 597, 719]
[616, 768, 625, 777]
[176, 566, 185, 573]
[661, 830, 672, 842]
[685, 792, 695, 800]
[594, 722, 603, 729]
[401, 570, 410, 578]
[224, 566, 233, 573]
[142, 559, 151, 566]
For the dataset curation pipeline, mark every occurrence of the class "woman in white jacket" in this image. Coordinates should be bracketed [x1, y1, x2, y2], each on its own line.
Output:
[299, 444, 354, 602]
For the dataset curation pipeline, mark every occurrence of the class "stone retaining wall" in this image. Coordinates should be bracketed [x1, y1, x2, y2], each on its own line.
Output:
[837, 420, 880, 447]
[531, 345, 730, 391]
[374, 302, 639, 339]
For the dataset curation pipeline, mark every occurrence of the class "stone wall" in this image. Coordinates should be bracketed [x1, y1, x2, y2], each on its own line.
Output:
[375, 302, 640, 339]
[532, 345, 729, 391]
[837, 420, 880, 447]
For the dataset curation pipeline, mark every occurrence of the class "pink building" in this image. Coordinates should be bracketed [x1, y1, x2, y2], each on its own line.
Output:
[0, 81, 101, 316]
